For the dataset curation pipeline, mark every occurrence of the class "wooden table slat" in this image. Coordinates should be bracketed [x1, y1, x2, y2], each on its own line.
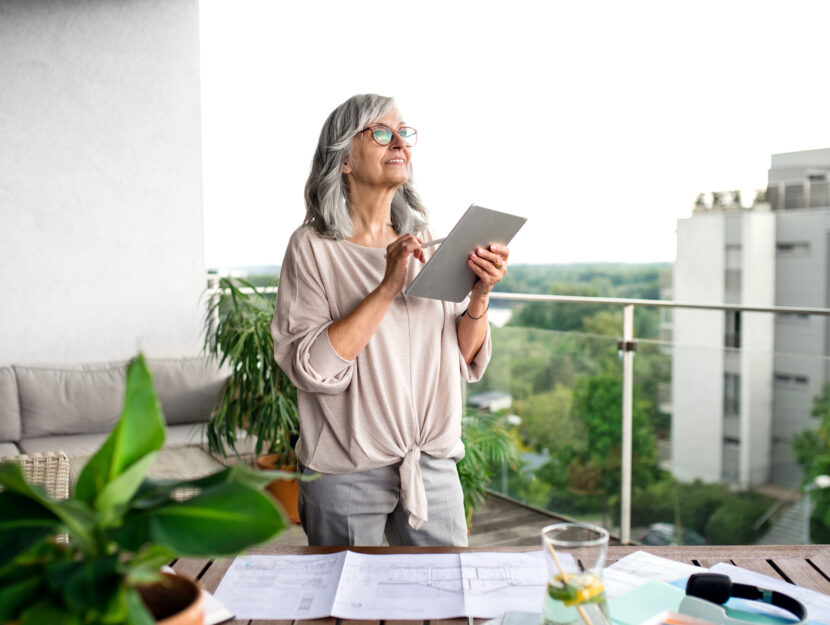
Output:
[694, 558, 730, 569]
[773, 557, 830, 594]
[807, 553, 830, 582]
[728, 558, 783, 581]
[172, 556, 211, 580]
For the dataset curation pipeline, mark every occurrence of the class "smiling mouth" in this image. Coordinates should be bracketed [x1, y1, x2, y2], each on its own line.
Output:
[385, 158, 406, 165]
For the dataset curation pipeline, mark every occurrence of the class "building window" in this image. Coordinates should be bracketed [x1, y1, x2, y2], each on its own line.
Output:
[776, 241, 811, 255]
[725, 311, 741, 348]
[776, 313, 810, 323]
[724, 373, 740, 416]
[774, 373, 809, 386]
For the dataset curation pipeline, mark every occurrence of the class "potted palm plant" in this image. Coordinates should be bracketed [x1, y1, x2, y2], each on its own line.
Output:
[0, 354, 290, 624]
[203, 276, 301, 522]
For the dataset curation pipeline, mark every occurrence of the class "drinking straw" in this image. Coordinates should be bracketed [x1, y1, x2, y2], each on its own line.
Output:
[544, 539, 594, 625]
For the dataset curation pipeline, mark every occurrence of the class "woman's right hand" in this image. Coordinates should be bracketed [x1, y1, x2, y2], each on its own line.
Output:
[379, 233, 425, 298]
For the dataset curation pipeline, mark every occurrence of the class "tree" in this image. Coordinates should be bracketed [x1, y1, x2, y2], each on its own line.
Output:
[514, 384, 574, 454]
[560, 374, 660, 526]
[792, 383, 830, 542]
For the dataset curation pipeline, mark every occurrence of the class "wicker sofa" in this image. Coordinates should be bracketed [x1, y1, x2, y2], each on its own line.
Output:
[0, 357, 242, 482]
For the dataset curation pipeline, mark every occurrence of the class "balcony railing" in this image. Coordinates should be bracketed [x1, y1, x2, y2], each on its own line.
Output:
[208, 278, 830, 545]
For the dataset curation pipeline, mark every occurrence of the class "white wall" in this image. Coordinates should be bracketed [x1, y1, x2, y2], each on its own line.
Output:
[0, 0, 205, 364]
[671, 213, 726, 483]
[740, 210, 775, 486]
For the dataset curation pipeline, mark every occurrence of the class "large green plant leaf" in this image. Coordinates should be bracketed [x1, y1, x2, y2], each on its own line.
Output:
[19, 599, 81, 625]
[122, 545, 174, 586]
[129, 464, 297, 510]
[44, 555, 120, 614]
[116, 482, 287, 556]
[75, 354, 165, 513]
[0, 463, 96, 555]
[0, 492, 61, 565]
[0, 572, 42, 622]
[124, 586, 156, 625]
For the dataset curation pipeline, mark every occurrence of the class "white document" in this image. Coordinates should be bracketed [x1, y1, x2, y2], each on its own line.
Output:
[213, 552, 347, 619]
[710, 562, 830, 624]
[213, 551, 549, 620]
[604, 550, 706, 600]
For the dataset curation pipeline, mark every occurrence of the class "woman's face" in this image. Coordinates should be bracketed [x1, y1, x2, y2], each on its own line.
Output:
[343, 108, 412, 191]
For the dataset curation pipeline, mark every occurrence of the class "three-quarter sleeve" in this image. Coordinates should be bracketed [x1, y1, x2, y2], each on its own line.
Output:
[272, 229, 354, 394]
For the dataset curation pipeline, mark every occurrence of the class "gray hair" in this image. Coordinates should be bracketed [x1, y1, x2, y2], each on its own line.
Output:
[304, 94, 428, 239]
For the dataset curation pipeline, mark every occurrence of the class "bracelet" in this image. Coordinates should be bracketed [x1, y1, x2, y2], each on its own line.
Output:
[465, 303, 489, 320]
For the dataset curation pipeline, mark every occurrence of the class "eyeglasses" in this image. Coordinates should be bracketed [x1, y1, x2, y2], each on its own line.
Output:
[360, 124, 418, 147]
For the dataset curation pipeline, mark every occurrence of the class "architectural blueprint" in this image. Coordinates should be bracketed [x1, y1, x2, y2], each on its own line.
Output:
[213, 550, 549, 620]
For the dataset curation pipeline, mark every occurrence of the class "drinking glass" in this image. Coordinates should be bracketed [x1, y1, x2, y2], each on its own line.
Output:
[540, 522, 611, 625]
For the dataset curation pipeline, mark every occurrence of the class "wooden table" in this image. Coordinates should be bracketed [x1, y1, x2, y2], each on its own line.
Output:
[173, 544, 830, 625]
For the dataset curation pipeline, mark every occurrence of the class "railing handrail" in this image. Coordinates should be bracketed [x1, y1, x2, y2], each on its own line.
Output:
[487, 292, 830, 316]
[206, 282, 830, 317]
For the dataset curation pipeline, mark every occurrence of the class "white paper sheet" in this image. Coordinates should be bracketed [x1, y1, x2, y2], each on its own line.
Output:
[604, 550, 706, 600]
[213, 552, 347, 619]
[213, 550, 550, 620]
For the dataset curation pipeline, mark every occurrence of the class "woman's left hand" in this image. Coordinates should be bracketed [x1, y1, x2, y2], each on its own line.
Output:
[468, 243, 509, 298]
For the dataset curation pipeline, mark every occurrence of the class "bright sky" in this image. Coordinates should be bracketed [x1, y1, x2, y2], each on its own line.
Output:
[199, 0, 830, 268]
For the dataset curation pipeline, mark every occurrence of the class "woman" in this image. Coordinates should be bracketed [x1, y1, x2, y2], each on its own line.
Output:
[272, 93, 509, 546]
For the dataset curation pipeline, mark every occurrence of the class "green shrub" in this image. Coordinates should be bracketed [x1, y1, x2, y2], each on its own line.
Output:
[705, 494, 770, 544]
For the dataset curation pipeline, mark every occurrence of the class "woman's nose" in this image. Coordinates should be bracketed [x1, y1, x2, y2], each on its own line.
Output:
[389, 130, 406, 148]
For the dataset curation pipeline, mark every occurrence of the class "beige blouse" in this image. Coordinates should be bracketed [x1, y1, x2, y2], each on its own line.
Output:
[271, 225, 492, 529]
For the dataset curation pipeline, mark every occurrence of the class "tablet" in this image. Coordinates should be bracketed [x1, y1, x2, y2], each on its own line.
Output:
[405, 204, 527, 302]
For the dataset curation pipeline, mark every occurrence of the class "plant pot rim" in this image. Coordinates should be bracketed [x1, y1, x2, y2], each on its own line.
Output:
[139, 571, 203, 625]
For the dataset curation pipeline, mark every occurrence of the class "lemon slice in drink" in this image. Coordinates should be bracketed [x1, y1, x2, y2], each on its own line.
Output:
[547, 573, 604, 607]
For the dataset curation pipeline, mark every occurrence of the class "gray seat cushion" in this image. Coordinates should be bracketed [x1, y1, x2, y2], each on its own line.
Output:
[15, 361, 127, 439]
[20, 424, 211, 457]
[0, 442, 21, 456]
[19, 432, 112, 457]
[0, 367, 21, 442]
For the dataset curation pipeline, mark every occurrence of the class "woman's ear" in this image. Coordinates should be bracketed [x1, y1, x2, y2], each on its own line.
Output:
[342, 161, 352, 175]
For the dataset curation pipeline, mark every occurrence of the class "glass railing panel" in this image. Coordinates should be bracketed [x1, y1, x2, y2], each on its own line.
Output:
[470, 302, 830, 547]
[466, 320, 624, 532]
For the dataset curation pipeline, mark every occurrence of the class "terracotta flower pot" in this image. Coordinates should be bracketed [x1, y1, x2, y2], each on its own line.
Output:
[138, 572, 203, 625]
[256, 454, 301, 525]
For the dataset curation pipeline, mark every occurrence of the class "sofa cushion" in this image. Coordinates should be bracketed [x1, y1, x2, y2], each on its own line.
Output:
[15, 361, 127, 439]
[0, 367, 21, 442]
[0, 442, 21, 456]
[147, 357, 229, 425]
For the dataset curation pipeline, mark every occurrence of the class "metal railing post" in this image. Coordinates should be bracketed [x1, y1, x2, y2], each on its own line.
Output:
[620, 304, 635, 544]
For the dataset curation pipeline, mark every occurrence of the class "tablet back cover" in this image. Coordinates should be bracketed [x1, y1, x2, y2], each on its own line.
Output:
[405, 205, 526, 302]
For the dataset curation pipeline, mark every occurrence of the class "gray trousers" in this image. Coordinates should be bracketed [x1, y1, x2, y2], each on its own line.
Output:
[298, 453, 468, 547]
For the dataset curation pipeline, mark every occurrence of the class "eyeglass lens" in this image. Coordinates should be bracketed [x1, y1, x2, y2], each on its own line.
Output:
[371, 126, 417, 147]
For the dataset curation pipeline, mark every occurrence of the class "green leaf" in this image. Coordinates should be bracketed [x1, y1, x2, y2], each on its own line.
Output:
[75, 354, 165, 511]
[124, 587, 156, 625]
[20, 599, 81, 625]
[0, 492, 61, 566]
[0, 461, 98, 553]
[122, 545, 174, 586]
[44, 555, 120, 614]
[0, 573, 42, 622]
[94, 452, 158, 528]
[117, 482, 287, 556]
[130, 464, 299, 511]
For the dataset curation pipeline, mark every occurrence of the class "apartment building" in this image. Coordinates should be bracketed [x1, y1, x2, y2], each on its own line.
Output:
[672, 148, 830, 489]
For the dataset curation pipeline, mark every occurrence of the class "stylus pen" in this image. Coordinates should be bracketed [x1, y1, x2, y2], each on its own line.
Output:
[421, 237, 446, 247]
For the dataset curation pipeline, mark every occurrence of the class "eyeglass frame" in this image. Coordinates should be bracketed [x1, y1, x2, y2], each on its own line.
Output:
[358, 124, 418, 147]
